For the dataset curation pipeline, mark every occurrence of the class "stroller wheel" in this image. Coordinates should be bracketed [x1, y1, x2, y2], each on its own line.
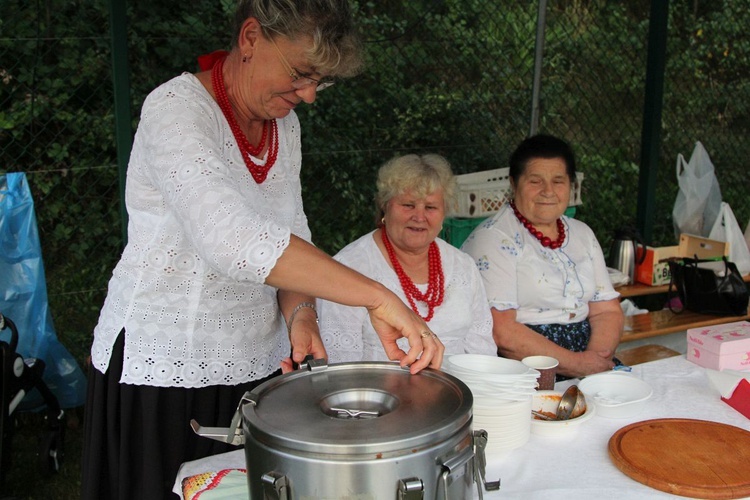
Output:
[38, 427, 65, 476]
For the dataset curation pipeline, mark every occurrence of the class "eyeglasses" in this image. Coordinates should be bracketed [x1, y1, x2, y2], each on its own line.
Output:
[267, 35, 334, 92]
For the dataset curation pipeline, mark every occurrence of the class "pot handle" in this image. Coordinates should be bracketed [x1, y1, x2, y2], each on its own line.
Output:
[189, 391, 255, 446]
[189, 419, 244, 446]
[438, 446, 475, 499]
[473, 430, 501, 495]
[397, 478, 425, 499]
[261, 471, 290, 500]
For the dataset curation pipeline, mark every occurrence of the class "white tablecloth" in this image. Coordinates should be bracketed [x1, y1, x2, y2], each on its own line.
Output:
[174, 356, 750, 499]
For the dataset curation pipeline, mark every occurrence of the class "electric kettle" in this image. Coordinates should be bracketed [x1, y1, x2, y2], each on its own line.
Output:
[608, 228, 647, 284]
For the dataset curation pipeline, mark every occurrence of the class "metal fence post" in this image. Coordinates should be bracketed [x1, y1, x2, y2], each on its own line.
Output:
[108, 0, 133, 246]
[529, 0, 548, 137]
[636, 0, 669, 243]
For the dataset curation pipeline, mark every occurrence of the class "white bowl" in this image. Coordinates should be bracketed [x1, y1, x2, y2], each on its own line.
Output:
[447, 354, 533, 377]
[530, 390, 595, 436]
[578, 372, 653, 418]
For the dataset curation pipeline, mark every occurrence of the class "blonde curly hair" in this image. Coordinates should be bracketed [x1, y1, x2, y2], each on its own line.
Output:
[374, 154, 457, 224]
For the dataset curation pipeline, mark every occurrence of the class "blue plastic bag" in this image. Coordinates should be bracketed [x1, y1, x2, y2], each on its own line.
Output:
[0, 172, 87, 409]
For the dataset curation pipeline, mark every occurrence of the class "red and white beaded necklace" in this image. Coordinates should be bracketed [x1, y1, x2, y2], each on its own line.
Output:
[211, 55, 279, 184]
[510, 200, 566, 249]
[381, 228, 445, 322]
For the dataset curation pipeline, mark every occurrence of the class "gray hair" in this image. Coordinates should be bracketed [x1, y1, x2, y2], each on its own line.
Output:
[232, 0, 363, 77]
[375, 154, 457, 220]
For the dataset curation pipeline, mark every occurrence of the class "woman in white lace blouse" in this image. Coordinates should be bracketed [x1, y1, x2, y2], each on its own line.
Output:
[81, 2, 443, 499]
[319, 154, 497, 363]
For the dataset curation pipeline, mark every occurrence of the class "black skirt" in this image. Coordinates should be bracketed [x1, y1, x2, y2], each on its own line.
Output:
[81, 330, 280, 500]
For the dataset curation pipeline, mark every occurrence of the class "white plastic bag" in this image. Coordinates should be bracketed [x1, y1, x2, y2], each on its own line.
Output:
[672, 141, 723, 239]
[708, 202, 750, 275]
[620, 299, 648, 316]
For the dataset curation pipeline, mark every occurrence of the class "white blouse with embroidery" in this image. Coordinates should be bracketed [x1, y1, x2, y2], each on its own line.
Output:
[318, 232, 496, 362]
[461, 203, 619, 325]
[90, 73, 312, 388]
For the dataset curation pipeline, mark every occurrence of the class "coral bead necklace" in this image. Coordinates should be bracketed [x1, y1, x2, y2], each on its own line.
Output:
[211, 55, 278, 184]
[510, 200, 566, 249]
[381, 228, 445, 322]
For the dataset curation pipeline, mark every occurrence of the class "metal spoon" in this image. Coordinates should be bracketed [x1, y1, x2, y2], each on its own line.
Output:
[531, 410, 555, 421]
[531, 385, 585, 421]
[555, 385, 582, 421]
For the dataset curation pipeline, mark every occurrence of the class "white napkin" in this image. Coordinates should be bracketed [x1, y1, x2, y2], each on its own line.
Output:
[704, 368, 750, 398]
[620, 299, 648, 316]
[607, 267, 630, 287]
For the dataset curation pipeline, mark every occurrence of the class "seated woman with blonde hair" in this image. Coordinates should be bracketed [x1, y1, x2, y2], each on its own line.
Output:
[318, 153, 497, 362]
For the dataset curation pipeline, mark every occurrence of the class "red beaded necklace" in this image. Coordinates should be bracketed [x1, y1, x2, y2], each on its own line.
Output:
[510, 200, 566, 249]
[211, 55, 279, 184]
[381, 228, 445, 322]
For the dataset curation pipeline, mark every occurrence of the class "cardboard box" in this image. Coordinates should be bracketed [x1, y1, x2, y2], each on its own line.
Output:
[687, 321, 750, 371]
[634, 234, 729, 286]
[635, 245, 679, 286]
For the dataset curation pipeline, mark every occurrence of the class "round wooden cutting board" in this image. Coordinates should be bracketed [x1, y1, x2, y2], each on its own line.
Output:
[609, 418, 750, 499]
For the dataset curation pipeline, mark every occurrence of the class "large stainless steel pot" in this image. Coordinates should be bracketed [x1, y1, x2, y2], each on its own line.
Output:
[192, 359, 498, 499]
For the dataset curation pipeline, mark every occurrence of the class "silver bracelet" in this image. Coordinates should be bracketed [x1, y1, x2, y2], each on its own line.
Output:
[287, 302, 317, 334]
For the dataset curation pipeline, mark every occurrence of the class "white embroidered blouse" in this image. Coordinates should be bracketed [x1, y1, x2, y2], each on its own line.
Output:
[461, 203, 619, 325]
[318, 232, 496, 362]
[90, 73, 312, 388]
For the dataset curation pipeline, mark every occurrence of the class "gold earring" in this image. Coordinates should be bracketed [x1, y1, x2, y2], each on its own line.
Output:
[381, 217, 385, 226]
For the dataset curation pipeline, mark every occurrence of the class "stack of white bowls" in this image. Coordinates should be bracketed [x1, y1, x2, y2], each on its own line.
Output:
[444, 354, 539, 456]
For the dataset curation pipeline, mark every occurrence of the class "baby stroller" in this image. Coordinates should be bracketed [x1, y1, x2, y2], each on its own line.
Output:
[0, 312, 65, 484]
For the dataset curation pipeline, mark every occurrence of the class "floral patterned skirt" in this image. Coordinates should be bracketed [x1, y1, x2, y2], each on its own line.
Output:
[526, 319, 621, 380]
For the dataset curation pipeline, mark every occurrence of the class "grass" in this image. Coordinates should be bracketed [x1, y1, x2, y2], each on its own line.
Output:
[1, 409, 83, 499]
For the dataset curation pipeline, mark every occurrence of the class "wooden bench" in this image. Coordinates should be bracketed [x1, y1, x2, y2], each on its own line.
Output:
[617, 274, 750, 342]
[617, 274, 750, 299]
[622, 307, 750, 342]
[616, 344, 681, 366]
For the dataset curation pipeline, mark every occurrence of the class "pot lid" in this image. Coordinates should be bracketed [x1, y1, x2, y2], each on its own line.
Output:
[242, 361, 473, 455]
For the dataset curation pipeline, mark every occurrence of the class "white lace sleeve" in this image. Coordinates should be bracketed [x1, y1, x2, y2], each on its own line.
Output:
[318, 297, 368, 363]
[317, 235, 380, 363]
[128, 79, 294, 283]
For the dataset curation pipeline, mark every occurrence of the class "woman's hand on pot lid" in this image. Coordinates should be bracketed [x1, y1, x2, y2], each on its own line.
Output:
[367, 292, 445, 374]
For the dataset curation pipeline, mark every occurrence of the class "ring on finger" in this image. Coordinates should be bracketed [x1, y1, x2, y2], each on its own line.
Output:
[420, 330, 432, 339]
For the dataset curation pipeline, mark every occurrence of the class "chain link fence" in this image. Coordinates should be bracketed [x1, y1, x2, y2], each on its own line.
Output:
[2, 0, 749, 368]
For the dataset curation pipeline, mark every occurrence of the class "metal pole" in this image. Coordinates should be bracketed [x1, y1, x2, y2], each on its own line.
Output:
[636, 0, 669, 243]
[108, 0, 133, 247]
[529, 0, 548, 137]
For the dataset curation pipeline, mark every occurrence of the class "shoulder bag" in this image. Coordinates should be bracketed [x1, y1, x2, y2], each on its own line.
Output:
[667, 257, 749, 316]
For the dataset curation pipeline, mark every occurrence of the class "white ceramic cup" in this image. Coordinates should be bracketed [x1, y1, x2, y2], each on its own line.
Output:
[522, 356, 559, 391]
